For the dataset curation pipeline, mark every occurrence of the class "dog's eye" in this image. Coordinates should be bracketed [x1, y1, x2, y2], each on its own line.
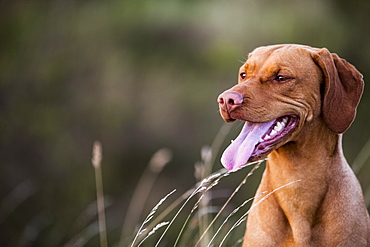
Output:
[240, 72, 247, 80]
[275, 75, 288, 82]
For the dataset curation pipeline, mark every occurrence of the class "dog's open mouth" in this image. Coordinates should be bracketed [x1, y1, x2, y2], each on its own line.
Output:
[221, 115, 299, 170]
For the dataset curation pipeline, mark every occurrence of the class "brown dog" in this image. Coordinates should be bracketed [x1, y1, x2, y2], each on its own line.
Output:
[217, 44, 370, 246]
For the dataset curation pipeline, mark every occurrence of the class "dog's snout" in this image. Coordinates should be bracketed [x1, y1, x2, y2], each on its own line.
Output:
[217, 91, 244, 111]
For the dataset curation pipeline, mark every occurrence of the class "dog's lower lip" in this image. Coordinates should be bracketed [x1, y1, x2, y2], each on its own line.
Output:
[249, 115, 299, 160]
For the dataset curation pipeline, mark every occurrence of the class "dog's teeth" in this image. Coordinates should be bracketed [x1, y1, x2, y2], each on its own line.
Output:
[231, 139, 234, 143]
[262, 118, 290, 142]
[274, 122, 282, 132]
[271, 129, 277, 136]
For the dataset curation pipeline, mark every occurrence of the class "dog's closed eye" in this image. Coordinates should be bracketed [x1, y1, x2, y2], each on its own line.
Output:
[273, 75, 291, 83]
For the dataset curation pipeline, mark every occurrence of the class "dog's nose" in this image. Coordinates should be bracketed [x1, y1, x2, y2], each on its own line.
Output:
[217, 91, 244, 111]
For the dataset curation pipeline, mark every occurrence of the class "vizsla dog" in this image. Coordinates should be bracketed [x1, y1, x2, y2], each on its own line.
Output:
[217, 44, 370, 246]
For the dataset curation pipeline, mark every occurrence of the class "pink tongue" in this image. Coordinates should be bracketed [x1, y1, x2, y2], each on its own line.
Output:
[221, 120, 275, 170]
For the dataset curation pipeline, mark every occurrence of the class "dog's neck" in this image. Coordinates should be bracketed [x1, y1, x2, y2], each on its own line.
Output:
[262, 118, 347, 237]
[266, 117, 344, 185]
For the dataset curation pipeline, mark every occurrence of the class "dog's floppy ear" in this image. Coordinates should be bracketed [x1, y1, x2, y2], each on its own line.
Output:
[311, 48, 364, 133]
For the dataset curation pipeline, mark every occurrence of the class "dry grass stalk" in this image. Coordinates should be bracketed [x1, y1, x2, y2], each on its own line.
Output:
[194, 159, 264, 247]
[219, 179, 302, 246]
[137, 221, 169, 247]
[207, 191, 267, 247]
[92, 141, 108, 247]
[130, 189, 176, 247]
[120, 148, 173, 246]
[154, 172, 224, 247]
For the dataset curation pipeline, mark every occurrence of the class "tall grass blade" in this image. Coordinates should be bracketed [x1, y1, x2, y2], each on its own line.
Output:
[202, 123, 233, 185]
[219, 179, 301, 247]
[231, 237, 244, 247]
[352, 137, 370, 174]
[130, 189, 176, 247]
[196, 123, 233, 246]
[132, 188, 193, 245]
[136, 221, 169, 247]
[64, 220, 101, 247]
[0, 179, 36, 224]
[121, 148, 172, 246]
[207, 191, 267, 247]
[135, 170, 221, 246]
[173, 172, 227, 247]
[364, 183, 370, 208]
[194, 159, 265, 247]
[91, 141, 108, 247]
[153, 173, 223, 247]
[173, 212, 192, 247]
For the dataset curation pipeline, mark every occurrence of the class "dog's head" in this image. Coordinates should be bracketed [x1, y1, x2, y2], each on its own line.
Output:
[218, 44, 364, 170]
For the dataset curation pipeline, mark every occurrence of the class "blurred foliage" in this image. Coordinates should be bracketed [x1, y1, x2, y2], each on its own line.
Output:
[0, 0, 369, 246]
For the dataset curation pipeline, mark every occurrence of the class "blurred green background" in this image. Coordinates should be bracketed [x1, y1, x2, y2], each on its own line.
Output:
[1, 0, 369, 246]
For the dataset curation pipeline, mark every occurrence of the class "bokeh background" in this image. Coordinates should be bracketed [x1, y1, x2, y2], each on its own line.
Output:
[1, 0, 369, 246]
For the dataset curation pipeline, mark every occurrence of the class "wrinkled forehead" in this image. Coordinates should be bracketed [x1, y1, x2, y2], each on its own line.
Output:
[241, 45, 313, 72]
